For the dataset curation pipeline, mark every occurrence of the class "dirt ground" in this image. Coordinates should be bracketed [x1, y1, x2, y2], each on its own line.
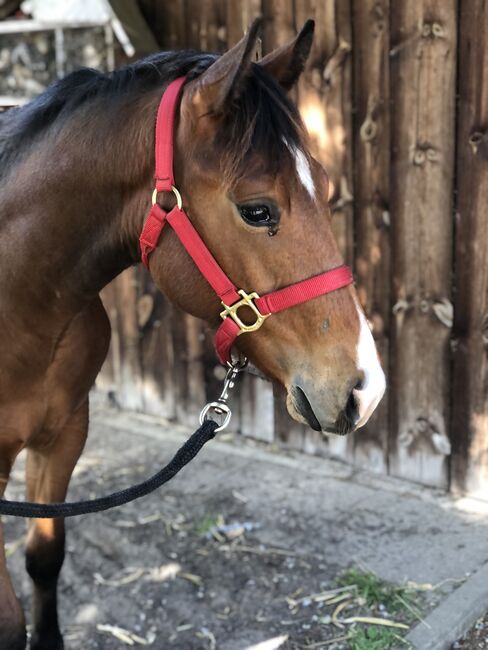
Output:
[4, 454, 391, 650]
[3, 407, 487, 649]
[453, 614, 488, 650]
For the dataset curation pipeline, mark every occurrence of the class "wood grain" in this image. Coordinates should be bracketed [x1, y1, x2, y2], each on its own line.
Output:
[351, 0, 390, 473]
[389, 0, 457, 487]
[450, 0, 488, 496]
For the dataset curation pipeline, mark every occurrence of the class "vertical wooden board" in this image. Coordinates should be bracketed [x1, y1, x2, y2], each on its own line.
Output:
[389, 1, 457, 487]
[101, 268, 144, 410]
[185, 0, 226, 51]
[151, 0, 186, 50]
[98, 283, 116, 392]
[240, 375, 275, 442]
[178, 0, 226, 52]
[296, 0, 354, 265]
[139, 273, 177, 419]
[451, 0, 488, 496]
[294, 0, 354, 462]
[226, 0, 262, 47]
[262, 0, 295, 50]
[184, 313, 207, 419]
[171, 310, 205, 426]
[351, 0, 390, 473]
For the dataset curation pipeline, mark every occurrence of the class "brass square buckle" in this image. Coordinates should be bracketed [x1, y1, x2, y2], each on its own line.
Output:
[220, 290, 269, 335]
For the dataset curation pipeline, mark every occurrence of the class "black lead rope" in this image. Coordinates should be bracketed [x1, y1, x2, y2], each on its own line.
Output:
[0, 420, 218, 519]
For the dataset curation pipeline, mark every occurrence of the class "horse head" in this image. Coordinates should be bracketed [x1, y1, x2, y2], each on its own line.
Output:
[146, 19, 386, 435]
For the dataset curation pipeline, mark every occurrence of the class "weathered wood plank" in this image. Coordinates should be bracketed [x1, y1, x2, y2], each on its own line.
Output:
[293, 0, 355, 462]
[226, 0, 261, 47]
[262, 0, 295, 50]
[142, 0, 186, 50]
[97, 283, 116, 393]
[295, 0, 354, 264]
[185, 0, 226, 52]
[138, 278, 176, 419]
[240, 375, 275, 442]
[100, 268, 144, 410]
[389, 0, 457, 487]
[351, 0, 390, 473]
[450, 0, 488, 496]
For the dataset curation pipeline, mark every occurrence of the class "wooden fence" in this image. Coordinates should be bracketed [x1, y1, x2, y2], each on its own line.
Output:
[98, 0, 488, 495]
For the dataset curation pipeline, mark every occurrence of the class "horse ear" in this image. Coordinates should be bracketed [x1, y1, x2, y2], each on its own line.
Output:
[191, 18, 262, 114]
[258, 19, 314, 91]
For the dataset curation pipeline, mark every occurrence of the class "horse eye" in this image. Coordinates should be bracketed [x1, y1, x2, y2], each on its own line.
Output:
[238, 204, 276, 227]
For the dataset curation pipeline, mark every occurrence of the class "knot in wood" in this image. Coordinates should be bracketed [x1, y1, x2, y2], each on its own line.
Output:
[413, 149, 426, 166]
[421, 22, 445, 39]
[360, 115, 378, 142]
[433, 299, 453, 328]
[469, 130, 487, 155]
[426, 147, 440, 162]
[137, 294, 154, 328]
[392, 299, 410, 315]
[413, 144, 439, 166]
[432, 22, 445, 38]
[482, 313, 488, 345]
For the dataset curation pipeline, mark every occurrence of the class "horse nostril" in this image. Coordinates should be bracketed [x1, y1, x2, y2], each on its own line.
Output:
[354, 373, 365, 392]
[345, 390, 359, 424]
[336, 390, 360, 435]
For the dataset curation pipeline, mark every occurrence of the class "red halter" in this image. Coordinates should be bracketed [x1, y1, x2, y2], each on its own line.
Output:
[139, 77, 354, 365]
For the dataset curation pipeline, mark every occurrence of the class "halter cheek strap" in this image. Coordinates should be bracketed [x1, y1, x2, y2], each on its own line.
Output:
[139, 77, 354, 364]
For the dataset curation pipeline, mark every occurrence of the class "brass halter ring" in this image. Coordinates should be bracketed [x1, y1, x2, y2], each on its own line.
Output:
[152, 185, 182, 210]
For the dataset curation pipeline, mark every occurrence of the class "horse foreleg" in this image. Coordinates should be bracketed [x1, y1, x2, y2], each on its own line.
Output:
[0, 441, 27, 650]
[25, 400, 89, 650]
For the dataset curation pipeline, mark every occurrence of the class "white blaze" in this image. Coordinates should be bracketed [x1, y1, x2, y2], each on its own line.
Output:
[353, 303, 386, 428]
[284, 140, 316, 198]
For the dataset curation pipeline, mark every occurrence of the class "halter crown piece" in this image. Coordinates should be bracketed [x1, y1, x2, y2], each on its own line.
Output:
[139, 76, 354, 365]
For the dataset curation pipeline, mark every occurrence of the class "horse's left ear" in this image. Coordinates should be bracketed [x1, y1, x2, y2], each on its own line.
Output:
[258, 19, 315, 91]
[190, 18, 262, 115]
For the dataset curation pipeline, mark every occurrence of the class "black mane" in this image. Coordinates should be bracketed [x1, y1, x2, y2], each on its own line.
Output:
[0, 49, 305, 184]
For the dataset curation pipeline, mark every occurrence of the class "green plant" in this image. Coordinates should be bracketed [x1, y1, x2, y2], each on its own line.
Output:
[194, 513, 224, 536]
[337, 568, 420, 616]
[348, 625, 411, 650]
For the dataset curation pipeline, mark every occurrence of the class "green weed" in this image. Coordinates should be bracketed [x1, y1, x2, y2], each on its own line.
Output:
[348, 625, 411, 650]
[337, 568, 421, 617]
[194, 513, 224, 536]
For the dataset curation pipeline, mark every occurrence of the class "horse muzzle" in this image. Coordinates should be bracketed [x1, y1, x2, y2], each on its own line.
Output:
[287, 368, 386, 436]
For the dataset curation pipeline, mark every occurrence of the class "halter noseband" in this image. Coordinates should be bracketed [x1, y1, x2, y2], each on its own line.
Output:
[139, 76, 354, 365]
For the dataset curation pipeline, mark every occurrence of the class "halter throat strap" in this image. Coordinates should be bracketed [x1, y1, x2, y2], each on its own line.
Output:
[139, 77, 354, 364]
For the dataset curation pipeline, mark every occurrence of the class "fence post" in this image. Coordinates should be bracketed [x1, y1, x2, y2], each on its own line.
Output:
[450, 0, 488, 495]
[351, 0, 390, 473]
[389, 1, 457, 487]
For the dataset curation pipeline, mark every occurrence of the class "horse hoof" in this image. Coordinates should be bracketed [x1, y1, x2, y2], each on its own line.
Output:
[30, 631, 63, 650]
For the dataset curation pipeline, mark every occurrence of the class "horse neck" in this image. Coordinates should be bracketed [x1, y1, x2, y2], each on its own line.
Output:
[0, 92, 159, 325]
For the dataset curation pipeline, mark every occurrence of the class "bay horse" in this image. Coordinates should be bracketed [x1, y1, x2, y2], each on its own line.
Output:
[0, 19, 385, 649]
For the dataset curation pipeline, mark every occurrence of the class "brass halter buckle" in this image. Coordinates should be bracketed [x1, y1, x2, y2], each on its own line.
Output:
[220, 290, 270, 335]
